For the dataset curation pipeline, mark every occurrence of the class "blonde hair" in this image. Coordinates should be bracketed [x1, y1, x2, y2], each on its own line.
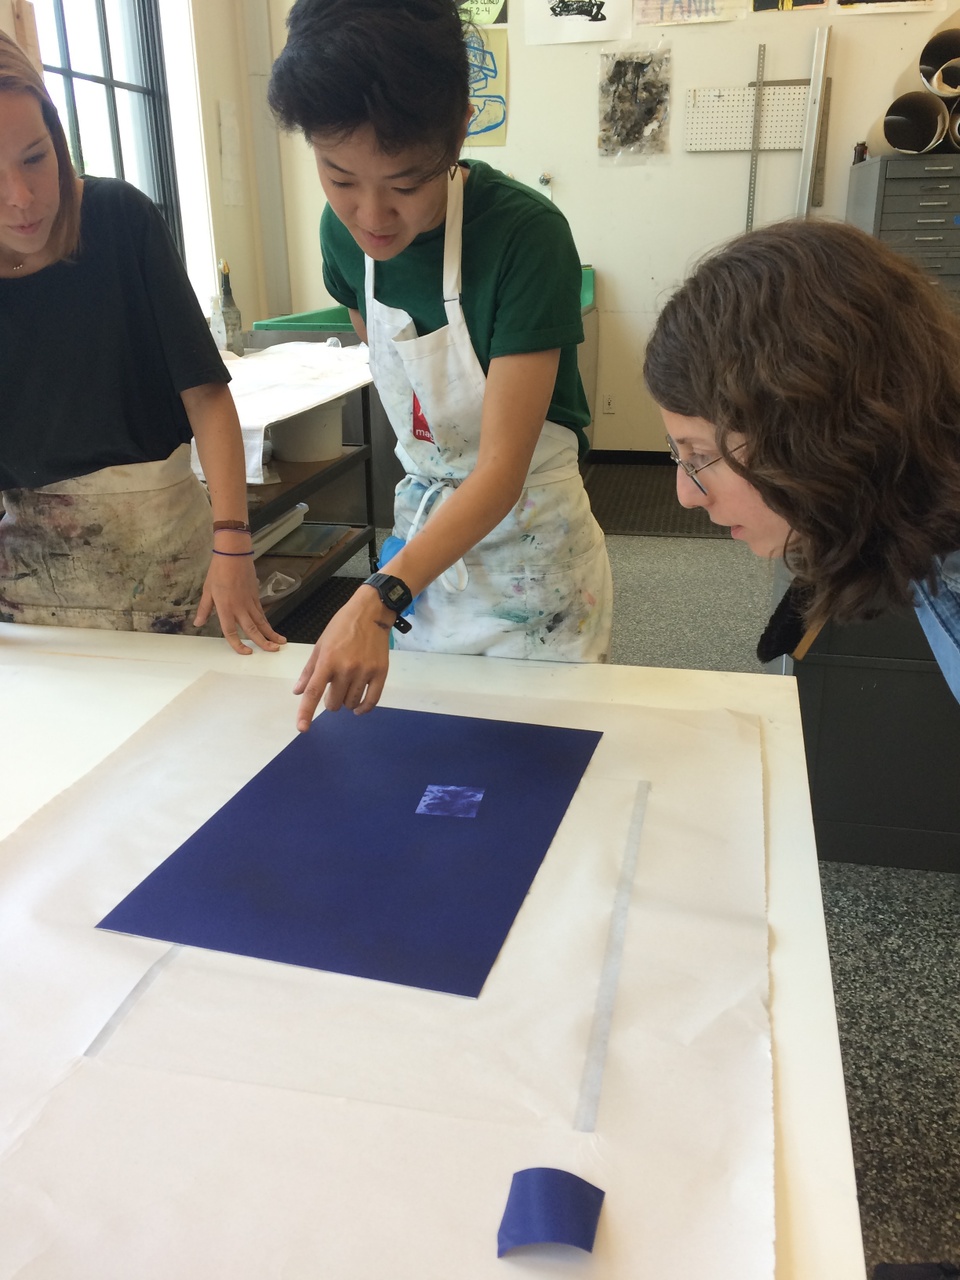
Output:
[0, 30, 80, 261]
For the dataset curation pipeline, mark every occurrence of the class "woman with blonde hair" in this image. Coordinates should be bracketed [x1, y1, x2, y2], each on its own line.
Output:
[0, 31, 284, 652]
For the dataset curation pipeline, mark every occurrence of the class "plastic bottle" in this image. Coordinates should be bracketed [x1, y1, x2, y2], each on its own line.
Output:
[218, 258, 244, 357]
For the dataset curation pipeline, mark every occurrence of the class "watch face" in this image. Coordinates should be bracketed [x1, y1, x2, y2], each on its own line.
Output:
[369, 574, 412, 615]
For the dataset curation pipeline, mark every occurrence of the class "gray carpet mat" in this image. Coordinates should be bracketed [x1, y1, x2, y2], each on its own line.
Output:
[583, 462, 730, 539]
[278, 576, 363, 645]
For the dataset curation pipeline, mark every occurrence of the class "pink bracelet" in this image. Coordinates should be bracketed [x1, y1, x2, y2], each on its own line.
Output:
[212, 548, 255, 557]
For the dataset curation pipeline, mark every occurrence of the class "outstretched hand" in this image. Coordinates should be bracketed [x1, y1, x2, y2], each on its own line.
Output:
[293, 585, 392, 730]
[195, 552, 286, 654]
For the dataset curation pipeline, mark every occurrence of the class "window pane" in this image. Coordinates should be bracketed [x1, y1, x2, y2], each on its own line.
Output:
[103, 0, 145, 86]
[116, 88, 156, 201]
[73, 79, 115, 177]
[41, 70, 79, 166]
[63, 0, 104, 77]
[32, 0, 63, 68]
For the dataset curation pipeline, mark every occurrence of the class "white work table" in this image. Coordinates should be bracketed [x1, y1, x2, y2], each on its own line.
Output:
[0, 627, 865, 1279]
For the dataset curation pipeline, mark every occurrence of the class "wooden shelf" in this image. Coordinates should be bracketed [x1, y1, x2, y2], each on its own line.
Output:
[246, 446, 371, 529]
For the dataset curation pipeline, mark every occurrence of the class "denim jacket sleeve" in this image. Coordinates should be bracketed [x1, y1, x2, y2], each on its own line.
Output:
[913, 550, 960, 704]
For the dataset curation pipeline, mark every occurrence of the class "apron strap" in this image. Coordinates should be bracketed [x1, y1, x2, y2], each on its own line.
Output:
[409, 479, 469, 593]
[441, 167, 464, 313]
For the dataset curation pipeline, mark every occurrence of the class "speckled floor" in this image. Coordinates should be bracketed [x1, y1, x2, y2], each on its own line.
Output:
[820, 862, 960, 1276]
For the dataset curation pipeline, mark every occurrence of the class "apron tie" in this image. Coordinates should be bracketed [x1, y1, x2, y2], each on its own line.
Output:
[408, 479, 469, 593]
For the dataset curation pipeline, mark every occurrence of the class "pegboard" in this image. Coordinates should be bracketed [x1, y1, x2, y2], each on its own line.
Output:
[684, 85, 809, 152]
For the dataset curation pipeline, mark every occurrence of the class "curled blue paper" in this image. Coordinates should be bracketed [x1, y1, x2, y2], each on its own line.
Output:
[497, 1167, 604, 1257]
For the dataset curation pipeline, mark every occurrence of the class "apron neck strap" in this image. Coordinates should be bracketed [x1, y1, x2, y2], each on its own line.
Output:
[441, 165, 464, 304]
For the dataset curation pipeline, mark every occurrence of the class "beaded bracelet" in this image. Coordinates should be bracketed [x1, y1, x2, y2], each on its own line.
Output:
[212, 548, 255, 557]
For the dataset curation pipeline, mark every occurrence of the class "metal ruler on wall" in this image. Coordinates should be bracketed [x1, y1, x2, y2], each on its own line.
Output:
[684, 28, 832, 229]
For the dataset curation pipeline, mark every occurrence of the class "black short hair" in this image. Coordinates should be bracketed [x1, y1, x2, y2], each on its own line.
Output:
[268, 0, 470, 172]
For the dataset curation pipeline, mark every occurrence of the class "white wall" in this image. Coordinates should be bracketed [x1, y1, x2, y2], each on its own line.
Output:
[0, 2, 14, 37]
[267, 0, 334, 313]
[188, 0, 269, 325]
[211, 2, 960, 448]
[457, 5, 960, 450]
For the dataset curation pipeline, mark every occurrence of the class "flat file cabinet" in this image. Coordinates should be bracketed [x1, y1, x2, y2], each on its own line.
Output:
[846, 153, 960, 303]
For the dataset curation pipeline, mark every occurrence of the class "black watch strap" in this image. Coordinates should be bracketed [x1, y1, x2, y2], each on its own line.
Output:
[364, 573, 413, 633]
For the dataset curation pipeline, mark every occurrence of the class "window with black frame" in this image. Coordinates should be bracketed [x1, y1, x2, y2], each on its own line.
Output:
[30, 0, 183, 257]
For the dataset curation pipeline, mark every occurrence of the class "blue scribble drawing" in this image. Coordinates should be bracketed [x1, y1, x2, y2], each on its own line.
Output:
[416, 785, 486, 818]
[550, 0, 606, 18]
[465, 30, 506, 138]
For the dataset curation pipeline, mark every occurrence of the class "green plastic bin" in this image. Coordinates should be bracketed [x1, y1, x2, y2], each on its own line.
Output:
[252, 304, 353, 332]
[253, 269, 595, 331]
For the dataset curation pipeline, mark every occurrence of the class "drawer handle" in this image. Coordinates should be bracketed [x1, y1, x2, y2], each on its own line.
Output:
[923, 165, 955, 171]
[915, 235, 946, 241]
[917, 218, 947, 224]
[919, 201, 949, 206]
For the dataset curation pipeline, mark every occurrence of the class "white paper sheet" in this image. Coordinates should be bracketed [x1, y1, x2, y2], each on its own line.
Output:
[0, 673, 773, 1278]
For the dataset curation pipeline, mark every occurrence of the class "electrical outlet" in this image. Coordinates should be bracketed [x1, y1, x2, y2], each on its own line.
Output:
[602, 394, 615, 414]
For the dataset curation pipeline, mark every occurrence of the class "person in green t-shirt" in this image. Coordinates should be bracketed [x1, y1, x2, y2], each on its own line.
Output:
[269, 0, 612, 730]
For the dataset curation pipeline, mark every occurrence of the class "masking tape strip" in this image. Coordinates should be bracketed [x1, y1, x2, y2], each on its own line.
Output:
[574, 780, 651, 1133]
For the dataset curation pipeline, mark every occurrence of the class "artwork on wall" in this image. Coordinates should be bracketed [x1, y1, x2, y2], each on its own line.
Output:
[462, 0, 509, 21]
[598, 48, 670, 157]
[525, 0, 632, 45]
[635, 0, 745, 22]
[466, 26, 508, 144]
[752, 0, 824, 10]
[833, 0, 937, 12]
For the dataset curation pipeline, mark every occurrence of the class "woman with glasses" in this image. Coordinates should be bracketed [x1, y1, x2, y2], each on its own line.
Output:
[0, 32, 284, 653]
[643, 217, 960, 702]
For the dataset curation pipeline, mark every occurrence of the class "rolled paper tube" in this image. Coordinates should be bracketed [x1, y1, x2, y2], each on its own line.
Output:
[933, 60, 960, 97]
[921, 29, 960, 96]
[884, 91, 950, 154]
[949, 100, 960, 150]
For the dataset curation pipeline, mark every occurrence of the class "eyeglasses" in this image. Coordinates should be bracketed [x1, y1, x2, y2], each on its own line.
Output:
[665, 435, 744, 496]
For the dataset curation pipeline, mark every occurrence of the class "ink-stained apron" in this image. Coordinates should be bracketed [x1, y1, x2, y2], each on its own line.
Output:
[0, 443, 213, 633]
[366, 167, 612, 660]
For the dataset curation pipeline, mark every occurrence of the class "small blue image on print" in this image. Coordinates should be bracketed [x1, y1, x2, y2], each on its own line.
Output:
[416, 785, 486, 818]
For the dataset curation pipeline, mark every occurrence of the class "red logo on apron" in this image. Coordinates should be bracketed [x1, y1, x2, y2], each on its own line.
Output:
[412, 393, 435, 443]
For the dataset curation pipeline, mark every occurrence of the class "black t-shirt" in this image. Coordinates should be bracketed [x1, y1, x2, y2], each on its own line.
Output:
[0, 176, 229, 490]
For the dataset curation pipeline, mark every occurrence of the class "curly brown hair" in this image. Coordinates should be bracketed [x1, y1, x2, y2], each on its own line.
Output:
[0, 31, 80, 263]
[643, 218, 960, 627]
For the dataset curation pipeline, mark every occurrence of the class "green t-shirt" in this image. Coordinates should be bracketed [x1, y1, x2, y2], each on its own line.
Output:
[320, 160, 590, 452]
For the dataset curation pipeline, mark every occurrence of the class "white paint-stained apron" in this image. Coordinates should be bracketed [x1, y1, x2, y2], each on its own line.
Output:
[0, 444, 213, 633]
[367, 168, 612, 660]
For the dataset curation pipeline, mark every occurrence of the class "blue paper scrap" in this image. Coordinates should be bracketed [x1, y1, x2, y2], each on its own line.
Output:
[416, 784, 485, 817]
[497, 1167, 605, 1257]
[98, 707, 602, 998]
